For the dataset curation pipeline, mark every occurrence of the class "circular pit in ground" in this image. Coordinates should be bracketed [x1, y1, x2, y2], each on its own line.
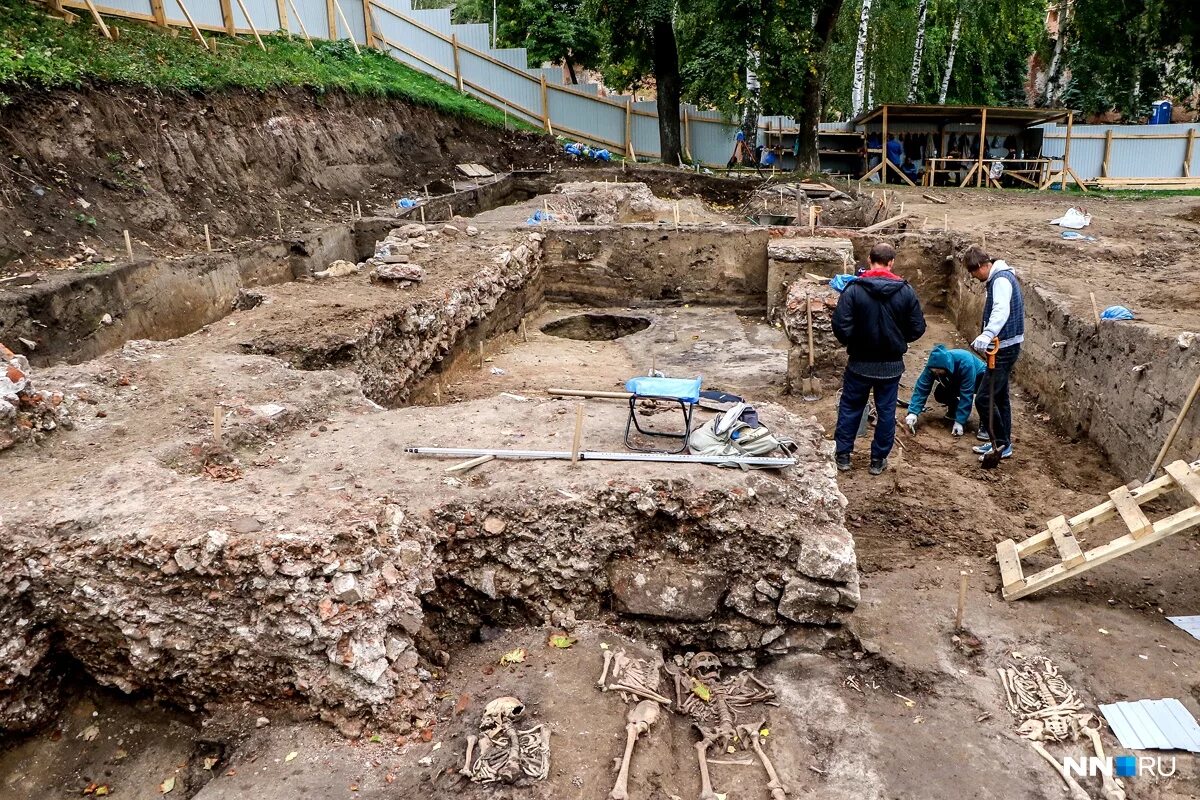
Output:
[540, 313, 650, 341]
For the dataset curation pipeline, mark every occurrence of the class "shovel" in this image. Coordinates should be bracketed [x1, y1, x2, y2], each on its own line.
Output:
[801, 292, 821, 401]
[981, 337, 1003, 469]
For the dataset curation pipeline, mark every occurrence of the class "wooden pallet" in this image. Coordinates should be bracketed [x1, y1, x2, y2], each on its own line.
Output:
[455, 163, 495, 178]
[997, 459, 1200, 600]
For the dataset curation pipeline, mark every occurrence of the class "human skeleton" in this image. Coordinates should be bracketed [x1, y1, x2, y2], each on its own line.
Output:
[597, 648, 786, 800]
[998, 657, 1125, 800]
[460, 696, 551, 784]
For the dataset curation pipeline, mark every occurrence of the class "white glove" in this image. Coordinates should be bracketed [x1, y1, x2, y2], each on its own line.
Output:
[904, 413, 918, 434]
[951, 422, 963, 437]
[972, 333, 992, 353]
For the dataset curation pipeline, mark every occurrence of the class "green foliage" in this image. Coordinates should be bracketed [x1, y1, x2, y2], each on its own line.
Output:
[496, 0, 601, 82]
[1062, 0, 1198, 118]
[0, 0, 516, 128]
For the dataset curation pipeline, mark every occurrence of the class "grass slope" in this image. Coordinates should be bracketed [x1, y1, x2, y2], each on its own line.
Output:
[0, 0, 519, 128]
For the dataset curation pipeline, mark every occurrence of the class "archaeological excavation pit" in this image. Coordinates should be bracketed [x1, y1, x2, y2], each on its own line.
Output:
[3, 174, 1200, 800]
[539, 312, 651, 341]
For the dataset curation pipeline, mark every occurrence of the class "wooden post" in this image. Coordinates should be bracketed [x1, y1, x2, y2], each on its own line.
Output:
[419, 205, 425, 223]
[204, 223, 212, 252]
[625, 99, 635, 161]
[123, 230, 133, 259]
[955, 571, 969, 630]
[1061, 111, 1074, 192]
[808, 205, 816, 235]
[286, 0, 313, 47]
[539, 75, 552, 135]
[149, 0, 167, 27]
[1184, 128, 1195, 178]
[274, 0, 289, 33]
[571, 404, 584, 464]
[276, 209, 283, 232]
[361, 0, 374, 47]
[81, 0, 113, 38]
[332, 0, 360, 53]
[673, 201, 680, 229]
[175, 0, 210, 51]
[880, 105, 889, 186]
[234, 0, 267, 50]
[219, 0, 235, 34]
[1101, 128, 1113, 178]
[976, 107, 987, 188]
[520, 318, 528, 343]
[213, 405, 224, 446]
[325, 0, 336, 38]
[683, 108, 692, 162]
[478, 341, 485, 370]
[451, 34, 463, 92]
[1145, 371, 1200, 482]
[1090, 292, 1101, 328]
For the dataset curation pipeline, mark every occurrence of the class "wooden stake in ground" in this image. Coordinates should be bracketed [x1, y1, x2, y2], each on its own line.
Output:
[212, 405, 224, 447]
[419, 205, 426, 224]
[808, 205, 816, 236]
[204, 224, 212, 252]
[356, 201, 362, 219]
[520, 318, 528, 343]
[943, 213, 948, 232]
[955, 570, 969, 629]
[445, 454, 494, 474]
[1089, 292, 1101, 328]
[673, 201, 680, 229]
[276, 209, 283, 233]
[571, 404, 584, 464]
[123, 229, 133, 259]
[478, 341, 485, 370]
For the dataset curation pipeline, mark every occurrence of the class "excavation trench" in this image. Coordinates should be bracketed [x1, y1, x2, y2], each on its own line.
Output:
[3, 184, 1197, 750]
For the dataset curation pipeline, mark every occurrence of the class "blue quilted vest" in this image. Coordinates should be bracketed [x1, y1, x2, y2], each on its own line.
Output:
[982, 269, 1024, 346]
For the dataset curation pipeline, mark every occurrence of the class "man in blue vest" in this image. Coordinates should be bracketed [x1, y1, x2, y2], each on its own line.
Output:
[964, 246, 1024, 461]
[832, 242, 927, 475]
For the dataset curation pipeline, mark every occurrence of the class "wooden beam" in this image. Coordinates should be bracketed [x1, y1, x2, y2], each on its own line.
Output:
[996, 539, 1024, 594]
[233, 0, 266, 50]
[274, 0, 288, 33]
[539, 74, 552, 134]
[149, 0, 166, 27]
[976, 107, 987, 188]
[1060, 111, 1074, 193]
[1048, 515, 1086, 568]
[625, 99, 635, 160]
[361, 0, 374, 47]
[219, 0, 235, 35]
[859, 213, 909, 233]
[1165, 460, 1200, 506]
[325, 0, 336, 38]
[880, 105, 889, 186]
[174, 0, 210, 50]
[1108, 486, 1153, 539]
[683, 107, 692, 162]
[81, 0, 113, 38]
[451, 33, 463, 92]
[1185, 128, 1195, 178]
[1101, 128, 1113, 178]
[285, 0, 313, 47]
[331, 0, 360, 52]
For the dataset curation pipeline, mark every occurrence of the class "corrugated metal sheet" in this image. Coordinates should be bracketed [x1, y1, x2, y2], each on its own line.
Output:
[96, 0, 153, 16]
[460, 50, 540, 122]
[1040, 123, 1200, 180]
[1167, 616, 1200, 642]
[1100, 699, 1200, 752]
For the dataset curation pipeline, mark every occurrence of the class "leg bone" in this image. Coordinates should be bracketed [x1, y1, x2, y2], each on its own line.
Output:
[598, 649, 615, 690]
[461, 735, 477, 778]
[609, 701, 660, 800]
[739, 723, 786, 800]
[1028, 740, 1092, 800]
[695, 735, 719, 800]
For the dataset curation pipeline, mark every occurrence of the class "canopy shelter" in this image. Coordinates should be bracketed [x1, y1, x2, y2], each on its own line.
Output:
[851, 104, 1082, 191]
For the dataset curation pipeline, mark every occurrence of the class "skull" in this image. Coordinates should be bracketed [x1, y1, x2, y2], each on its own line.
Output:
[480, 696, 525, 732]
[688, 652, 722, 682]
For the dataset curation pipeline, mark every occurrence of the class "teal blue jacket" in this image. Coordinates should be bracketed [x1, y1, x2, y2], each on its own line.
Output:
[907, 345, 986, 425]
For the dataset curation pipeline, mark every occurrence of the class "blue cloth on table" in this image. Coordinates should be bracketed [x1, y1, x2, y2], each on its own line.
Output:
[625, 376, 703, 404]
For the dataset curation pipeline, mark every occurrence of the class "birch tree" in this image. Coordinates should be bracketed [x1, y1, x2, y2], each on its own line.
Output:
[850, 0, 873, 115]
[937, 6, 962, 104]
[906, 0, 929, 102]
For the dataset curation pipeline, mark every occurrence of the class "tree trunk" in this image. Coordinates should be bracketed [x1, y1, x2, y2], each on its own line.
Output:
[907, 0, 929, 102]
[795, 0, 847, 172]
[652, 17, 682, 165]
[742, 48, 761, 145]
[851, 0, 873, 116]
[566, 59, 579, 85]
[938, 9, 962, 104]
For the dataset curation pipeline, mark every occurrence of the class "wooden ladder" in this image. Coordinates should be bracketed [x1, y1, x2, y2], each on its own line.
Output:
[997, 458, 1200, 600]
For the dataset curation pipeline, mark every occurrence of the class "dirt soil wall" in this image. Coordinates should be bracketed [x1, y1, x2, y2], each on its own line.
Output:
[0, 87, 558, 272]
[541, 225, 770, 307]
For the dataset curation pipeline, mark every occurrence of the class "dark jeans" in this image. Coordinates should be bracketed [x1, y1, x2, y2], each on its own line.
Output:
[933, 373, 987, 422]
[975, 344, 1020, 447]
[835, 369, 900, 461]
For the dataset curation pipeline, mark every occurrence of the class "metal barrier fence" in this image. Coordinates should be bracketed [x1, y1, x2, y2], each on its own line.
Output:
[1039, 123, 1200, 181]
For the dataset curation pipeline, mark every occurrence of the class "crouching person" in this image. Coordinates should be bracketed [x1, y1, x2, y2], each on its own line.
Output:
[903, 344, 986, 438]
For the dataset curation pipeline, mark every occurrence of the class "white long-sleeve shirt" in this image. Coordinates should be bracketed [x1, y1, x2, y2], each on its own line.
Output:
[982, 261, 1023, 347]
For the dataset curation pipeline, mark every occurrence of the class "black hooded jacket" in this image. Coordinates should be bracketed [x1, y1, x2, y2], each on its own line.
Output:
[832, 274, 926, 363]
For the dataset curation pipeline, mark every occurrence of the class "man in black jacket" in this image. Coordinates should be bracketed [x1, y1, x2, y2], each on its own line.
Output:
[831, 242, 927, 475]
